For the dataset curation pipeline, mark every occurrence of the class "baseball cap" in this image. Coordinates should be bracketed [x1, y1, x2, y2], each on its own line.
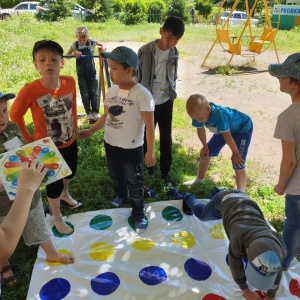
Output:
[100, 46, 138, 72]
[268, 52, 300, 80]
[76, 26, 89, 37]
[32, 40, 64, 58]
[245, 238, 282, 291]
[0, 92, 15, 101]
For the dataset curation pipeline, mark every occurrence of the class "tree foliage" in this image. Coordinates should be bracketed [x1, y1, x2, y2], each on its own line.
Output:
[120, 0, 147, 25]
[164, 0, 190, 23]
[36, 0, 73, 21]
[194, 0, 213, 18]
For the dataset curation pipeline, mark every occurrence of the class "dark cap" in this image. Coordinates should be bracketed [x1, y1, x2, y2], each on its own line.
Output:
[0, 92, 15, 101]
[32, 40, 64, 58]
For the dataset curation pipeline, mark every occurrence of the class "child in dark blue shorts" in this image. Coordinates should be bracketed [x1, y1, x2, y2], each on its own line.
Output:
[183, 94, 253, 192]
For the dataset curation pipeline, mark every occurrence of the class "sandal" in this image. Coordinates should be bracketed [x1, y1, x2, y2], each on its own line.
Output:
[0, 264, 17, 286]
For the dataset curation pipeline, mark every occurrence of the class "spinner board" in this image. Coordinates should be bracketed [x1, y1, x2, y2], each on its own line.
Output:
[0, 137, 72, 200]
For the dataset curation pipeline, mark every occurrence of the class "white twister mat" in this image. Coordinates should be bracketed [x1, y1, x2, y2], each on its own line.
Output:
[27, 200, 300, 299]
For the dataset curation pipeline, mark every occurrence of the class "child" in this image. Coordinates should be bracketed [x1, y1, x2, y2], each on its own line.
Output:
[184, 94, 253, 192]
[269, 52, 300, 271]
[66, 26, 105, 122]
[135, 16, 185, 187]
[79, 46, 156, 234]
[182, 189, 286, 300]
[0, 92, 74, 287]
[10, 40, 81, 235]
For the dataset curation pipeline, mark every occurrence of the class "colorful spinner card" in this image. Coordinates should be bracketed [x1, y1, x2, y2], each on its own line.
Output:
[0, 137, 72, 200]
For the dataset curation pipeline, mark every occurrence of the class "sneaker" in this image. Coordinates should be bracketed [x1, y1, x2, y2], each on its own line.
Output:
[182, 192, 193, 215]
[148, 167, 155, 178]
[161, 173, 173, 187]
[144, 186, 158, 198]
[112, 196, 125, 207]
[209, 186, 225, 199]
[166, 187, 183, 200]
[135, 218, 148, 234]
[183, 178, 203, 186]
[92, 112, 101, 120]
[87, 113, 94, 121]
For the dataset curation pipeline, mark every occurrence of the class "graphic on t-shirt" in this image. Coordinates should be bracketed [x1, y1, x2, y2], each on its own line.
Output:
[0, 137, 72, 200]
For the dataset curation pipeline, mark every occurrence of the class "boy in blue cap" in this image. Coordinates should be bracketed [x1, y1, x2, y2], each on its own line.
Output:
[182, 189, 286, 300]
[269, 52, 300, 271]
[79, 46, 156, 234]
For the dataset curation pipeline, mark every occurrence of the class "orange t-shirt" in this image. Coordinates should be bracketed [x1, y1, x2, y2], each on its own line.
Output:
[10, 76, 78, 148]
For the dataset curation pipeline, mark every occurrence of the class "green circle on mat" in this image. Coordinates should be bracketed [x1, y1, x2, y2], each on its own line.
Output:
[90, 215, 113, 230]
[52, 222, 74, 238]
[128, 215, 149, 231]
[162, 206, 183, 221]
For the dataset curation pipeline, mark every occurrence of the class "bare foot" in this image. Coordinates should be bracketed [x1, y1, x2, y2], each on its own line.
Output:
[60, 193, 81, 207]
[47, 253, 75, 264]
[52, 215, 73, 234]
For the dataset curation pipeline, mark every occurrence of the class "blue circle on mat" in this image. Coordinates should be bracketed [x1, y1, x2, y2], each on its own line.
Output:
[184, 258, 212, 281]
[91, 272, 120, 295]
[39, 278, 70, 300]
[139, 266, 167, 285]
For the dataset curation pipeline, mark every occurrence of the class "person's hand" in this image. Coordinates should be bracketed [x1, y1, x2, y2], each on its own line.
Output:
[99, 43, 106, 51]
[200, 146, 209, 158]
[274, 184, 285, 195]
[74, 51, 82, 59]
[144, 152, 156, 168]
[17, 160, 47, 195]
[78, 129, 92, 140]
[242, 289, 261, 300]
[231, 152, 244, 168]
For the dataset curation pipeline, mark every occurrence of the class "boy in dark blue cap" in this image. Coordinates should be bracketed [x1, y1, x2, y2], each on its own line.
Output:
[269, 52, 300, 271]
[79, 46, 156, 234]
[182, 190, 286, 300]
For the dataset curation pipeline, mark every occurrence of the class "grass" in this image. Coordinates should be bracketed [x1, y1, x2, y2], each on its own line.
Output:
[1, 14, 299, 299]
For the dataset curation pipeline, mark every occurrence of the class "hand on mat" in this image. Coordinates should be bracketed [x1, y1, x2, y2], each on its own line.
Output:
[242, 289, 261, 300]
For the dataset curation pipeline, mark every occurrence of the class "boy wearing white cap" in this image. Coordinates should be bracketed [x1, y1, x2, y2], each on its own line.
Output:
[269, 52, 300, 271]
[79, 46, 156, 234]
[182, 189, 286, 300]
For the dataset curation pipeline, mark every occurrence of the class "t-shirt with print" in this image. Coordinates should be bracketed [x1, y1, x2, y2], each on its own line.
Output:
[151, 44, 170, 105]
[0, 121, 41, 216]
[10, 76, 77, 149]
[274, 102, 300, 195]
[104, 83, 155, 149]
[192, 102, 252, 134]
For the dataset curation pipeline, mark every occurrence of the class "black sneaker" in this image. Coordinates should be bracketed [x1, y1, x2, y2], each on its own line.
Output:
[182, 192, 193, 215]
[161, 173, 173, 187]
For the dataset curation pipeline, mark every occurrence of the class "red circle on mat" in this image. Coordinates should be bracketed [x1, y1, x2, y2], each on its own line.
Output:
[290, 278, 300, 297]
[255, 290, 267, 299]
[203, 294, 226, 300]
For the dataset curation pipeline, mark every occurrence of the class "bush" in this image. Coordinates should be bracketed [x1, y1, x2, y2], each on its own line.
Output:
[36, 0, 73, 21]
[194, 0, 213, 18]
[146, 0, 166, 23]
[120, 0, 147, 25]
[164, 0, 190, 23]
[88, 0, 113, 22]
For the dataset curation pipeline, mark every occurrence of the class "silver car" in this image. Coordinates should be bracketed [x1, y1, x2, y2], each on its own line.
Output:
[0, 1, 39, 19]
[220, 11, 259, 26]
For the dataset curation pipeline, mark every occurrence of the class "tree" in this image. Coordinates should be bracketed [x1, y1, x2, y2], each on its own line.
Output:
[164, 0, 190, 23]
[36, 0, 73, 21]
[120, 0, 147, 25]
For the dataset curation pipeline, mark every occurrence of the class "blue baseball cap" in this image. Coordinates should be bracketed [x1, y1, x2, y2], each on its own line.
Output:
[0, 92, 15, 101]
[246, 238, 282, 291]
[269, 52, 300, 80]
[100, 46, 138, 72]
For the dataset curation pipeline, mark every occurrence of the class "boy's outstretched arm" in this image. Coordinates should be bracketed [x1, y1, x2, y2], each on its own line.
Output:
[222, 131, 244, 168]
[197, 127, 209, 157]
[142, 111, 156, 167]
[0, 160, 47, 261]
[78, 111, 107, 139]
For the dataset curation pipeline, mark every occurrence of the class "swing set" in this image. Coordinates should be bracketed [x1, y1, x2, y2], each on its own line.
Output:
[202, 0, 281, 72]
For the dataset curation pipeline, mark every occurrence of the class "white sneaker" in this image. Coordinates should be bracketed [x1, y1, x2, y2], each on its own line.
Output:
[92, 113, 101, 120]
[183, 178, 203, 185]
[87, 113, 94, 120]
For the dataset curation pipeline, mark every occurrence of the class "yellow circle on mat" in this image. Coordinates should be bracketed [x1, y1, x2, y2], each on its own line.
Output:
[132, 238, 156, 251]
[89, 242, 114, 261]
[46, 249, 73, 266]
[209, 223, 227, 239]
[171, 231, 195, 249]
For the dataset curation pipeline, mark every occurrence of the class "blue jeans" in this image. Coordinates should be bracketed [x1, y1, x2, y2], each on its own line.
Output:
[77, 64, 99, 115]
[187, 190, 243, 221]
[282, 194, 300, 268]
[104, 142, 145, 221]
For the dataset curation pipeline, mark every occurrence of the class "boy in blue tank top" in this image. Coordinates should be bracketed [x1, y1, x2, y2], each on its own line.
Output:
[184, 94, 253, 192]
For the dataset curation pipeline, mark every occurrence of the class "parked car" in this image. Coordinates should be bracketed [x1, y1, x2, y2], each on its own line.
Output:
[0, 1, 39, 19]
[219, 11, 259, 26]
[36, 3, 93, 20]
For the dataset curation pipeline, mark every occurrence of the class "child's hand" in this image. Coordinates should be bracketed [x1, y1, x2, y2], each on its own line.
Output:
[78, 129, 92, 140]
[231, 152, 244, 168]
[274, 184, 285, 195]
[74, 51, 82, 59]
[242, 289, 261, 300]
[144, 152, 156, 168]
[200, 146, 209, 157]
[17, 160, 47, 194]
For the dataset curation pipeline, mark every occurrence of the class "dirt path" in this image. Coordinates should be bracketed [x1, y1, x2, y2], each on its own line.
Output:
[99, 41, 291, 184]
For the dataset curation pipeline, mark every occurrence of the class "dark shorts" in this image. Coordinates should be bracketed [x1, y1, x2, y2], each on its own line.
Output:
[46, 139, 78, 199]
